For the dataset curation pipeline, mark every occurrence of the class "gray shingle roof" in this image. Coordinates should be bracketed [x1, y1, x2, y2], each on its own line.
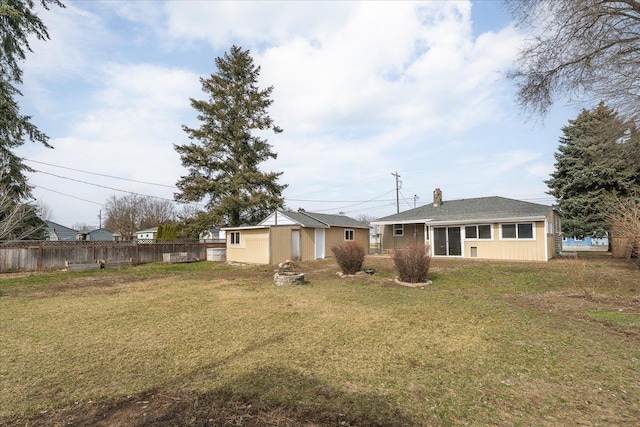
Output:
[44, 220, 78, 241]
[277, 210, 328, 228]
[280, 211, 370, 229]
[374, 196, 556, 224]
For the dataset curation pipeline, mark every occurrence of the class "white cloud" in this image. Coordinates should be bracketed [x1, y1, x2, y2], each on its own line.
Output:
[16, 0, 560, 226]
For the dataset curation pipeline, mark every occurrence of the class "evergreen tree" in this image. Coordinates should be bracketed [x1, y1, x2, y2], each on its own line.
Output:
[174, 46, 286, 227]
[546, 102, 640, 238]
[1, 0, 63, 238]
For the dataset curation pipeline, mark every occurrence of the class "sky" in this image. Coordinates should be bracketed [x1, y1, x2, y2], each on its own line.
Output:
[16, 0, 581, 229]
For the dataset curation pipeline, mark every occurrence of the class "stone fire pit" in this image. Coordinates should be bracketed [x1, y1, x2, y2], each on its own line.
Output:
[274, 271, 305, 286]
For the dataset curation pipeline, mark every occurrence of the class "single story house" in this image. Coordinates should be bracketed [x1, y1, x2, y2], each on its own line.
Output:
[78, 228, 115, 241]
[134, 227, 158, 242]
[223, 210, 370, 264]
[199, 226, 226, 243]
[44, 220, 78, 241]
[372, 188, 562, 262]
[562, 236, 608, 251]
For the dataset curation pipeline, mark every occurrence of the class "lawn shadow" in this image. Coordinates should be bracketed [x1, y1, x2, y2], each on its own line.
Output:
[8, 334, 414, 426]
[12, 366, 413, 427]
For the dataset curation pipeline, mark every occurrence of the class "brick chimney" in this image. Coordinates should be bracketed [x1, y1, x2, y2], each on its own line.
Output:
[433, 188, 442, 207]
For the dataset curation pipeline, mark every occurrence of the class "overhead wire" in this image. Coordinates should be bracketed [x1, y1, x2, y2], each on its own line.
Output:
[23, 158, 177, 188]
[27, 159, 556, 215]
[27, 159, 401, 211]
[35, 185, 103, 206]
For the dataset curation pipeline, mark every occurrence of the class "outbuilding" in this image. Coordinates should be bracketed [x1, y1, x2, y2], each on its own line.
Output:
[223, 210, 370, 265]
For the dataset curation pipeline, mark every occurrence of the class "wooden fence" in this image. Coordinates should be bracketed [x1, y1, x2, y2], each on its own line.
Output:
[0, 240, 225, 273]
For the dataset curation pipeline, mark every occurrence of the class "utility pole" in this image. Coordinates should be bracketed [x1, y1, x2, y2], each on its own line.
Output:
[413, 194, 419, 209]
[392, 172, 401, 213]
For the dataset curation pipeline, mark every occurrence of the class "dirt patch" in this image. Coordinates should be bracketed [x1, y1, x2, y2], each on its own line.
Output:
[509, 290, 640, 339]
[1, 387, 408, 427]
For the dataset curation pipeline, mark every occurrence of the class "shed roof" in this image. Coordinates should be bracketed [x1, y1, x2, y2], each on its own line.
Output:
[299, 211, 370, 229]
[250, 210, 370, 229]
[374, 196, 556, 225]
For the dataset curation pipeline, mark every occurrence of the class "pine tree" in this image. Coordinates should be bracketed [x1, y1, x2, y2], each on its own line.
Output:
[546, 102, 640, 238]
[174, 46, 286, 227]
[1, 0, 63, 199]
[1, 0, 63, 239]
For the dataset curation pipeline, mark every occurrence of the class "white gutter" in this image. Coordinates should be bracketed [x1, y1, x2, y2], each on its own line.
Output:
[373, 216, 547, 226]
[221, 225, 269, 231]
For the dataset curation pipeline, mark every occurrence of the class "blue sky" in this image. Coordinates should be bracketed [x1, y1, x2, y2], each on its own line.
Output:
[17, 0, 579, 228]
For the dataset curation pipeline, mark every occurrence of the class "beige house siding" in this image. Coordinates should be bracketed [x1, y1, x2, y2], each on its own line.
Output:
[325, 227, 369, 256]
[301, 228, 316, 261]
[226, 228, 270, 264]
[381, 221, 554, 261]
[381, 224, 425, 251]
[269, 226, 295, 264]
[226, 220, 370, 265]
[463, 223, 546, 261]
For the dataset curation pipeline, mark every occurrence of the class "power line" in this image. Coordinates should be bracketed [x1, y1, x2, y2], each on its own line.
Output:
[35, 185, 103, 206]
[297, 189, 396, 213]
[23, 158, 176, 188]
[31, 169, 204, 207]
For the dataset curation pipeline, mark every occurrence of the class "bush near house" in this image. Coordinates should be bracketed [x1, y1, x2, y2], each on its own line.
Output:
[393, 242, 431, 283]
[331, 242, 365, 274]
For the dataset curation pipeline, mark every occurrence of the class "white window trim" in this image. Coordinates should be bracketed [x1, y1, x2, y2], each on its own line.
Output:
[230, 231, 241, 245]
[393, 224, 404, 236]
[464, 224, 493, 241]
[344, 229, 355, 241]
[499, 223, 536, 240]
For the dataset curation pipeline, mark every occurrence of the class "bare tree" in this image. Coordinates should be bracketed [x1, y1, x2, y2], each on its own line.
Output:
[355, 214, 377, 226]
[71, 222, 93, 232]
[605, 194, 640, 261]
[0, 193, 38, 240]
[506, 0, 640, 122]
[0, 175, 43, 241]
[139, 197, 177, 229]
[104, 194, 177, 239]
[36, 200, 53, 221]
[104, 194, 141, 240]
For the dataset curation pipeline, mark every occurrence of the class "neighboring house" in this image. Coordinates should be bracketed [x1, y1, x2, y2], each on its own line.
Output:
[372, 188, 562, 262]
[79, 228, 115, 241]
[44, 220, 79, 241]
[223, 210, 370, 264]
[199, 226, 226, 243]
[134, 227, 158, 241]
[562, 236, 609, 251]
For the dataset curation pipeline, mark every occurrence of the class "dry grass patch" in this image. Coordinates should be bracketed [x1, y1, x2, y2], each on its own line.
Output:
[1, 255, 639, 426]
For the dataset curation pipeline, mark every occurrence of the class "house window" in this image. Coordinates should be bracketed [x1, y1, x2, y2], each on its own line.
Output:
[465, 225, 492, 240]
[393, 224, 404, 236]
[344, 229, 354, 241]
[500, 223, 534, 240]
[230, 231, 241, 245]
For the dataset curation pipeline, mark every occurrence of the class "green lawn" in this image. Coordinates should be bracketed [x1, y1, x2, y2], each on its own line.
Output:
[1, 255, 639, 426]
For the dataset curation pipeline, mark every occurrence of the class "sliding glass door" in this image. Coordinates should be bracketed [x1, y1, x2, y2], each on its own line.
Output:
[433, 226, 461, 256]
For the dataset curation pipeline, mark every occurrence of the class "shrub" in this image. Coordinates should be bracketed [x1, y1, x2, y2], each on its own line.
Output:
[331, 242, 365, 275]
[393, 243, 431, 283]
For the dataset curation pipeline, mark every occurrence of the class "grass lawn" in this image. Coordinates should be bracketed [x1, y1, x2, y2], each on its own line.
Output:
[1, 254, 639, 426]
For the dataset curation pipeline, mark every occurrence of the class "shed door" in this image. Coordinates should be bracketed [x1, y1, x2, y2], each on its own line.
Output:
[315, 229, 325, 259]
[291, 230, 301, 260]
